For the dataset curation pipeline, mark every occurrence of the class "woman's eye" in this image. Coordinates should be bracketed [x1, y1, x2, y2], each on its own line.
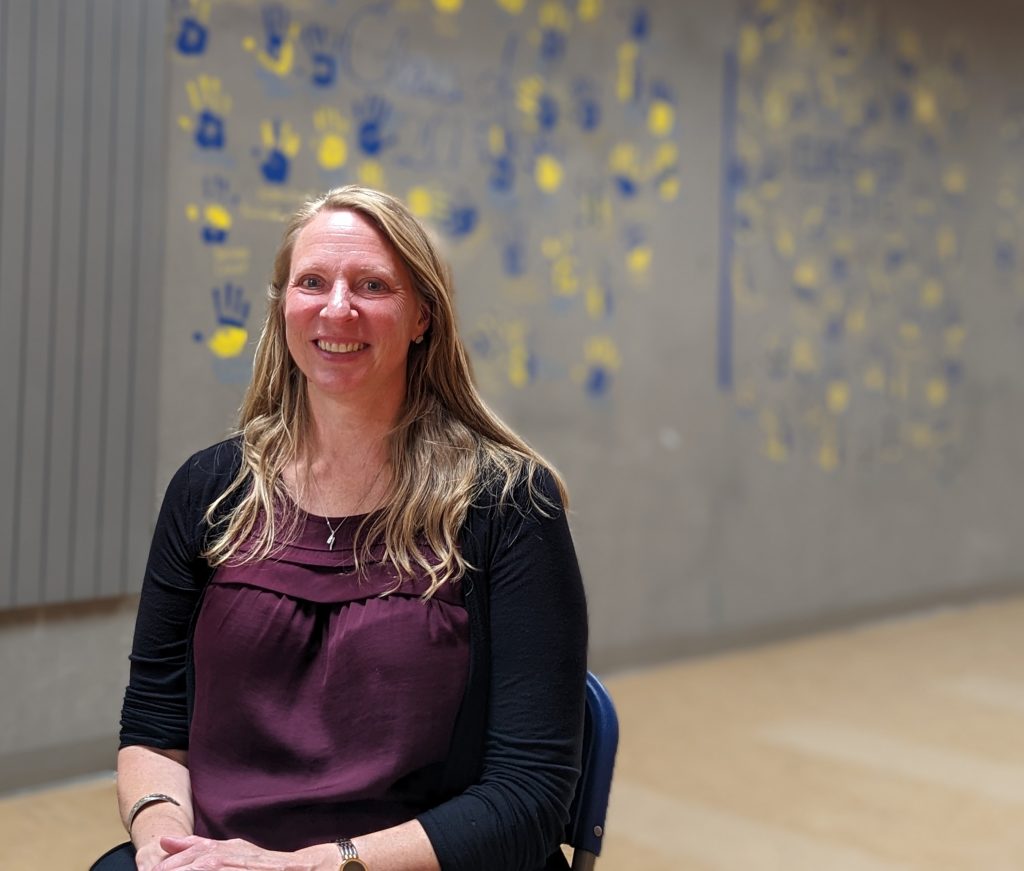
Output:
[364, 279, 387, 293]
[298, 276, 323, 290]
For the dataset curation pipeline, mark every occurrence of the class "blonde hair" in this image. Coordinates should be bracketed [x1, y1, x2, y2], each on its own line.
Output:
[203, 185, 566, 595]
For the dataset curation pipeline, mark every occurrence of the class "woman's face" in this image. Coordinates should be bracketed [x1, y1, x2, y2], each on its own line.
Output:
[284, 209, 430, 408]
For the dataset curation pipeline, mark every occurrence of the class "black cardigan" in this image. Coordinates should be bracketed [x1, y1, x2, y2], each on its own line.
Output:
[119, 439, 589, 871]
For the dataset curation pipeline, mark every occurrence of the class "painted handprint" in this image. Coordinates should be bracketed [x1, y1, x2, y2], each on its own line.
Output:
[573, 78, 602, 132]
[301, 24, 339, 89]
[242, 3, 300, 77]
[502, 233, 526, 277]
[623, 223, 652, 279]
[647, 78, 676, 137]
[257, 119, 301, 184]
[517, 77, 560, 133]
[178, 75, 231, 150]
[313, 108, 349, 171]
[482, 123, 517, 194]
[186, 176, 238, 245]
[576, 335, 622, 399]
[405, 185, 479, 240]
[537, 0, 571, 63]
[608, 142, 641, 198]
[172, 0, 210, 57]
[354, 96, 398, 157]
[193, 283, 251, 359]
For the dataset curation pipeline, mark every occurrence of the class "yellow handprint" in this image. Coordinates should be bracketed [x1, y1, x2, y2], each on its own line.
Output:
[313, 108, 349, 171]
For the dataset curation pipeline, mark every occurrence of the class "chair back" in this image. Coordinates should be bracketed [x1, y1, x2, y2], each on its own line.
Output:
[567, 671, 619, 870]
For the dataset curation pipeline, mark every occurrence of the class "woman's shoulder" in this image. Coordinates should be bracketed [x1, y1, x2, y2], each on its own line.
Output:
[184, 435, 244, 477]
[165, 436, 244, 503]
[470, 458, 565, 525]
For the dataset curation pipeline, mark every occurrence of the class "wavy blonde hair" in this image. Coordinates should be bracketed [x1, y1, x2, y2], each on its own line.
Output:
[203, 185, 566, 595]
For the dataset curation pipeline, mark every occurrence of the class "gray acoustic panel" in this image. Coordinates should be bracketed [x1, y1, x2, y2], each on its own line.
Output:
[0, 0, 167, 609]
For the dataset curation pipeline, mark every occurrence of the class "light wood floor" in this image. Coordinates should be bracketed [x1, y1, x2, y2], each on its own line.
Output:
[3, 595, 1023, 870]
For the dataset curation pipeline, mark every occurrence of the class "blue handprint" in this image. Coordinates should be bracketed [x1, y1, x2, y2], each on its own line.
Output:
[630, 8, 650, 41]
[179, 76, 231, 150]
[173, 0, 210, 56]
[490, 153, 516, 194]
[649, 78, 674, 106]
[573, 79, 601, 132]
[177, 18, 207, 55]
[537, 93, 560, 132]
[484, 123, 517, 194]
[354, 96, 397, 157]
[196, 111, 224, 148]
[439, 195, 479, 239]
[302, 24, 338, 89]
[539, 28, 567, 63]
[996, 238, 1016, 273]
[500, 226, 527, 277]
[262, 3, 291, 60]
[256, 119, 301, 184]
[214, 283, 250, 328]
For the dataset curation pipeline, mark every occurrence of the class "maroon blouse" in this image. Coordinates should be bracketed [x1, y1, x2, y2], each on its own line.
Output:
[188, 510, 470, 850]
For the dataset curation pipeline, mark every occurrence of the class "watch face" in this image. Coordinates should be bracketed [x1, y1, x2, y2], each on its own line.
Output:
[340, 860, 368, 871]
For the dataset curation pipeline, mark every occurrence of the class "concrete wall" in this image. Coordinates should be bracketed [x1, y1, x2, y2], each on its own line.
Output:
[3, 0, 1024, 790]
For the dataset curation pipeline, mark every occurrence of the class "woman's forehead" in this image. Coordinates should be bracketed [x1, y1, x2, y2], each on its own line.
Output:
[291, 209, 406, 270]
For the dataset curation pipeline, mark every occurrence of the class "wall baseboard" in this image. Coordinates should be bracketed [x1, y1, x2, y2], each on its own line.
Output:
[590, 581, 1024, 675]
[0, 736, 117, 796]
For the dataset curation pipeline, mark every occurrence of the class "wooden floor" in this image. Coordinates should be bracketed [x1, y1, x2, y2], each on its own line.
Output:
[3, 595, 1023, 870]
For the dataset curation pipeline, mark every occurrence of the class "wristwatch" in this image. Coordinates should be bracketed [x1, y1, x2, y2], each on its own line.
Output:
[335, 838, 368, 870]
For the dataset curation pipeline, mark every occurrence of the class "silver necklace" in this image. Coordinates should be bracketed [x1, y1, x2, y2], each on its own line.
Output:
[307, 456, 386, 551]
[324, 515, 341, 551]
[307, 473, 344, 550]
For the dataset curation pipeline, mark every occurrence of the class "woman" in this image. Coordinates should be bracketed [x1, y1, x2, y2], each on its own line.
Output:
[94, 185, 588, 871]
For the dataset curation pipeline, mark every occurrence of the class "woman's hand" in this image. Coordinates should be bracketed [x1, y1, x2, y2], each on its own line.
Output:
[151, 836, 333, 871]
[135, 840, 173, 871]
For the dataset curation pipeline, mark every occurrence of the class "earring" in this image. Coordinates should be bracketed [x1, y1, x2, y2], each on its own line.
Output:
[413, 335, 425, 344]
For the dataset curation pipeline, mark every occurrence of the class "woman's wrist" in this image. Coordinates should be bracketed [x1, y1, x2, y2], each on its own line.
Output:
[128, 804, 193, 849]
[294, 842, 341, 871]
[128, 793, 182, 833]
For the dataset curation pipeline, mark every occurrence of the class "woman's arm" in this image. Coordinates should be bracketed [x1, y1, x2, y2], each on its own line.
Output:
[118, 746, 195, 870]
[294, 821, 442, 871]
[149, 820, 440, 871]
[416, 470, 589, 871]
[118, 446, 235, 869]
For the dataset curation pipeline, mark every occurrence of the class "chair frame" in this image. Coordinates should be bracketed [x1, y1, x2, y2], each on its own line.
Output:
[567, 671, 619, 870]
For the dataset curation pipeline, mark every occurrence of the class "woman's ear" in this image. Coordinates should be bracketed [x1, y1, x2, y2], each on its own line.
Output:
[417, 302, 432, 335]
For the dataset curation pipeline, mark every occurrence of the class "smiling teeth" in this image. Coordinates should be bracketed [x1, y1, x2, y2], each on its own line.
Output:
[318, 340, 366, 353]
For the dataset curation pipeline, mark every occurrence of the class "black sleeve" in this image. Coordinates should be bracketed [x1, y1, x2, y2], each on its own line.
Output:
[118, 444, 235, 749]
[418, 471, 589, 871]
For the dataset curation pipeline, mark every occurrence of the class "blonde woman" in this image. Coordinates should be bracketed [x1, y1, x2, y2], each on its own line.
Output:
[93, 186, 588, 871]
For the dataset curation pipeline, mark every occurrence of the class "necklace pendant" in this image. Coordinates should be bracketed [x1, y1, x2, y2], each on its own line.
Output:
[327, 530, 336, 551]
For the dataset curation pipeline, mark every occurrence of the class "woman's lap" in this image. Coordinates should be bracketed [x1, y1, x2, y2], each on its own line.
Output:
[89, 841, 136, 871]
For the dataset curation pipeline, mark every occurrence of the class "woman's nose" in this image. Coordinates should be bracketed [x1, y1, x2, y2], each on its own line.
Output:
[322, 280, 357, 318]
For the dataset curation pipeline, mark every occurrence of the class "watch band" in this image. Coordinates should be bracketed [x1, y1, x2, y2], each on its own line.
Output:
[335, 838, 368, 870]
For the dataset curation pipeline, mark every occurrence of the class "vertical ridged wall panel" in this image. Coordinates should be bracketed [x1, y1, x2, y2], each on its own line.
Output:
[0, 0, 167, 608]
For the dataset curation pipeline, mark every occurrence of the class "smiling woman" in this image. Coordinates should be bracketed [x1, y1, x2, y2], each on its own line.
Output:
[91, 186, 588, 871]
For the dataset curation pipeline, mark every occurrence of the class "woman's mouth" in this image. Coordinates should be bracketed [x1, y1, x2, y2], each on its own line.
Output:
[317, 340, 367, 354]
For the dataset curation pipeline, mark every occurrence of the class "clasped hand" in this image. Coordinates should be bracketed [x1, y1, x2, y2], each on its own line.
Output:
[143, 835, 325, 871]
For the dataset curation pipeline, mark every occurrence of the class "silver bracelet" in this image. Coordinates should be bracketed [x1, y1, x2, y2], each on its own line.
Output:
[127, 792, 182, 833]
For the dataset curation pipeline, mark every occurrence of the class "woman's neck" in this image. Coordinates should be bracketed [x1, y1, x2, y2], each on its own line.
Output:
[288, 390, 401, 517]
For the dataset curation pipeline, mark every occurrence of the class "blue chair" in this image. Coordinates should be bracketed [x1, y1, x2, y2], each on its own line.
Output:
[566, 671, 620, 870]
